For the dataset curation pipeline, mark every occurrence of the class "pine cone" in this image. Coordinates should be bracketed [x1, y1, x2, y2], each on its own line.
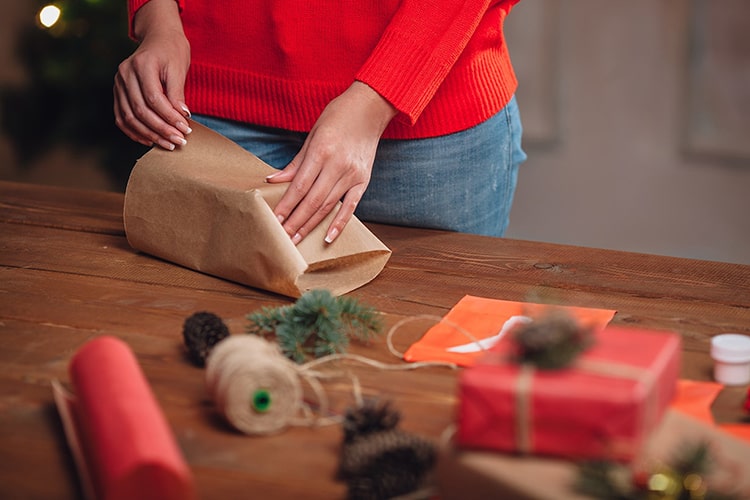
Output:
[338, 400, 436, 500]
[342, 399, 400, 444]
[513, 312, 593, 369]
[339, 429, 436, 500]
[183, 311, 230, 367]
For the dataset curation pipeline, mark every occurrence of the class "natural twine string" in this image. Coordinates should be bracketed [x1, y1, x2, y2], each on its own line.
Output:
[206, 314, 474, 436]
[208, 314, 748, 498]
[206, 335, 306, 434]
[385, 313, 484, 363]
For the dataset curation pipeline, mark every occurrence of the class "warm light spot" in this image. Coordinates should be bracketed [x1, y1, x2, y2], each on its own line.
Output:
[39, 5, 62, 28]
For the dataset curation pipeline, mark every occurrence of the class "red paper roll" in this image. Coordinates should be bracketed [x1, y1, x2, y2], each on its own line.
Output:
[67, 336, 195, 500]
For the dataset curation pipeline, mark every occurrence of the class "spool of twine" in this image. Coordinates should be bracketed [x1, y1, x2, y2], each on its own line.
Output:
[205, 322, 459, 437]
[206, 335, 303, 435]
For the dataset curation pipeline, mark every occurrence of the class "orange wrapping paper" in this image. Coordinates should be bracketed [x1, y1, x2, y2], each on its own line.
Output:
[60, 336, 195, 500]
[457, 326, 681, 462]
[403, 295, 615, 367]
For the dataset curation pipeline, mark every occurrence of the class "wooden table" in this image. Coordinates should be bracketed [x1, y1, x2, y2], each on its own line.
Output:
[1, 180, 749, 499]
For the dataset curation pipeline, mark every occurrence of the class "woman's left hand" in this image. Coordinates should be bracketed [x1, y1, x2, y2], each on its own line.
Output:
[266, 81, 397, 244]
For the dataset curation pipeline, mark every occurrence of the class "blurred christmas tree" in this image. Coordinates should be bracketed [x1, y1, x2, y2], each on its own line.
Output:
[0, 0, 149, 190]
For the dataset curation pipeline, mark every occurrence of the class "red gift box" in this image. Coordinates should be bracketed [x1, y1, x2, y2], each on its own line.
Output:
[456, 326, 681, 462]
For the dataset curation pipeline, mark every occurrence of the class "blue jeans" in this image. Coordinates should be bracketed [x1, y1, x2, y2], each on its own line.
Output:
[193, 96, 525, 237]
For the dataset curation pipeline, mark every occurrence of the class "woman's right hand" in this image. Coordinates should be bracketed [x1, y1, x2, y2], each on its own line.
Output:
[114, 0, 192, 150]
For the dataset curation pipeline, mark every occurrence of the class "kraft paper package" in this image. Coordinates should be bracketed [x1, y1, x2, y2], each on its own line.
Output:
[123, 120, 391, 298]
[437, 409, 750, 500]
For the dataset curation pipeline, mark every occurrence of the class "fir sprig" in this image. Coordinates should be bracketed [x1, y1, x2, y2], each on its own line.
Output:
[246, 290, 383, 363]
[575, 442, 742, 500]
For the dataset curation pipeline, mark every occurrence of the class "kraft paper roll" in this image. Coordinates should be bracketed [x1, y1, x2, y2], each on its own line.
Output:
[206, 335, 304, 435]
[60, 336, 195, 500]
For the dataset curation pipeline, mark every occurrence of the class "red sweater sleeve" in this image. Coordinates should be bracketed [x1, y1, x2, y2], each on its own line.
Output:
[356, 0, 520, 125]
[127, 0, 185, 40]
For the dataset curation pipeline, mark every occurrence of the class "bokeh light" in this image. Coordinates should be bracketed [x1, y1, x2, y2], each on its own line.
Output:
[38, 4, 62, 29]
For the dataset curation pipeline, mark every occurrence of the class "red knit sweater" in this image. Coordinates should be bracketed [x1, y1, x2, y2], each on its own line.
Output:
[128, 0, 520, 139]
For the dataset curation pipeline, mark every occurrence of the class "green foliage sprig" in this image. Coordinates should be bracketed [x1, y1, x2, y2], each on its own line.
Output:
[245, 290, 383, 363]
[575, 442, 741, 499]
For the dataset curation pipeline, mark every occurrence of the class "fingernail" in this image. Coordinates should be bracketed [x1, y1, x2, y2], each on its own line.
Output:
[160, 141, 175, 151]
[180, 104, 191, 117]
[276, 214, 285, 224]
[170, 135, 187, 146]
[176, 121, 192, 135]
[324, 227, 339, 244]
[291, 233, 302, 245]
[265, 172, 279, 181]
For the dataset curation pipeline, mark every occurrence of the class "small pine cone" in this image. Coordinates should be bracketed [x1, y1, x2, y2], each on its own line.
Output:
[342, 399, 400, 444]
[512, 312, 593, 369]
[183, 311, 230, 367]
[339, 429, 436, 500]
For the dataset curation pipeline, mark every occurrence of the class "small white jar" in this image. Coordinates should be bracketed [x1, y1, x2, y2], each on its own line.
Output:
[710, 333, 750, 386]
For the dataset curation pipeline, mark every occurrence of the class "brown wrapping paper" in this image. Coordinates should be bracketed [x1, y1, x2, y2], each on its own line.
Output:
[123, 121, 391, 297]
[437, 409, 750, 499]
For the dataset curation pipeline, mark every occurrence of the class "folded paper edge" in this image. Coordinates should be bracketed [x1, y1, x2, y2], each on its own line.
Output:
[51, 379, 96, 500]
[295, 248, 392, 296]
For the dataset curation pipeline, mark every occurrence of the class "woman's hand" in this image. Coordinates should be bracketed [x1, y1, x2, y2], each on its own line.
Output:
[113, 0, 192, 150]
[266, 81, 397, 244]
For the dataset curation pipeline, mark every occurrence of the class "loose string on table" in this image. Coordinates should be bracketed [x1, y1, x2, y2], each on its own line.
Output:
[385, 313, 487, 362]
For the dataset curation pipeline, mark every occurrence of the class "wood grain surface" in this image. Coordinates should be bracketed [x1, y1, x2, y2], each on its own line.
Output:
[1, 180, 748, 499]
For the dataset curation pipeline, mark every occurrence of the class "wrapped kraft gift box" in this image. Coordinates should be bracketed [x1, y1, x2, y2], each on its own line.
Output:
[123, 121, 391, 298]
[456, 326, 681, 462]
[438, 409, 750, 500]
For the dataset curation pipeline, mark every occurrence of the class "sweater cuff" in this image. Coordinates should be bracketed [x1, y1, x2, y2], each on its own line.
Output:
[128, 0, 184, 40]
[355, 1, 490, 125]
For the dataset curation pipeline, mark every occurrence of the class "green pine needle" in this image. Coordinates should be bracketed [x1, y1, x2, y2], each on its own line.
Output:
[245, 290, 383, 363]
[338, 295, 382, 341]
[574, 441, 741, 500]
[574, 461, 637, 500]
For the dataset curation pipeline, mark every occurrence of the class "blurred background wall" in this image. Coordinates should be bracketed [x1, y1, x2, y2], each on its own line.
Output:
[1, 0, 749, 265]
[504, 0, 750, 265]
